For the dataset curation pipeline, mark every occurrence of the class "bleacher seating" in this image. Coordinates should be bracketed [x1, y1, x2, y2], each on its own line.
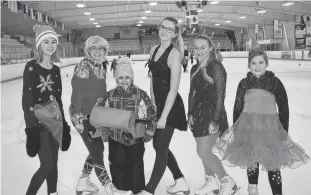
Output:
[1, 34, 32, 64]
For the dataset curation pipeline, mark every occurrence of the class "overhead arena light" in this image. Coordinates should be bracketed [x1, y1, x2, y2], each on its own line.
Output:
[210, 1, 219, 4]
[141, 16, 147, 19]
[89, 17, 95, 21]
[225, 20, 231, 23]
[197, 9, 203, 12]
[84, 12, 91, 15]
[139, 21, 144, 23]
[96, 25, 100, 28]
[215, 23, 220, 26]
[145, 10, 152, 13]
[239, 16, 246, 19]
[257, 10, 266, 14]
[137, 24, 142, 26]
[149, 2, 157, 6]
[178, 19, 183, 23]
[76, 4, 85, 8]
[282, 2, 294, 6]
[93, 22, 98, 25]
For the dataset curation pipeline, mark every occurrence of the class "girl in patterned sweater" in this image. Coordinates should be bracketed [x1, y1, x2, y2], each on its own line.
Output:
[214, 38, 310, 195]
[22, 24, 71, 195]
[95, 57, 157, 194]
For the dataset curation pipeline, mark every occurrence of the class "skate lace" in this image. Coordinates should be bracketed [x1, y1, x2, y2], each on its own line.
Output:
[198, 177, 212, 192]
[219, 177, 229, 194]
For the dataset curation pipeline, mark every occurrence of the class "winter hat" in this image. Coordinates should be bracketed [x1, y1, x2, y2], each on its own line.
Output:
[248, 36, 268, 67]
[115, 57, 134, 80]
[33, 24, 58, 49]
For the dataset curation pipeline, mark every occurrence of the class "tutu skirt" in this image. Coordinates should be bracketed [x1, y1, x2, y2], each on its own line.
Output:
[213, 89, 310, 171]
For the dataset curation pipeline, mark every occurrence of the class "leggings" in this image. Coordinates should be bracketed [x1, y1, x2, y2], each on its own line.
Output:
[195, 133, 227, 179]
[145, 126, 184, 194]
[79, 127, 110, 186]
[247, 164, 282, 195]
[26, 130, 59, 195]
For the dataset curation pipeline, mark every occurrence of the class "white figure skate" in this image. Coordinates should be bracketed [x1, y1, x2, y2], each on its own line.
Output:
[195, 175, 219, 195]
[167, 177, 190, 195]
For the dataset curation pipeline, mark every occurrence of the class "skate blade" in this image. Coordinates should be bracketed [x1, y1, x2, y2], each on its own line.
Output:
[231, 186, 241, 195]
[76, 189, 99, 195]
[167, 190, 190, 195]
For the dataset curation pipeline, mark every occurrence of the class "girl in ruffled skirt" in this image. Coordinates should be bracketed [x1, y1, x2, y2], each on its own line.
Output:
[213, 38, 310, 195]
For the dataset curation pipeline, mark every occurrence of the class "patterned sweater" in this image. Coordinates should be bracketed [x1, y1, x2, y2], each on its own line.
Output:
[22, 59, 66, 127]
[96, 85, 157, 146]
[70, 57, 107, 126]
[233, 71, 289, 132]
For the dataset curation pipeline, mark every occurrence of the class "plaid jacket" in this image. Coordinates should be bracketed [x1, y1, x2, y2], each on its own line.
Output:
[96, 85, 157, 145]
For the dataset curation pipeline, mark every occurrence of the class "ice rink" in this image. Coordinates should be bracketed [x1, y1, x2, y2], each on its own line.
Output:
[2, 58, 311, 195]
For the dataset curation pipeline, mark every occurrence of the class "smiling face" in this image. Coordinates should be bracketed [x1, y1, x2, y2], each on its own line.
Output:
[193, 38, 211, 62]
[116, 75, 132, 89]
[158, 20, 177, 41]
[249, 55, 268, 77]
[89, 44, 106, 63]
[40, 37, 57, 56]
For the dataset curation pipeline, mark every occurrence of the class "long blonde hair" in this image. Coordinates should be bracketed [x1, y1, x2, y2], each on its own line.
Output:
[190, 34, 217, 84]
[34, 44, 61, 64]
[160, 17, 184, 59]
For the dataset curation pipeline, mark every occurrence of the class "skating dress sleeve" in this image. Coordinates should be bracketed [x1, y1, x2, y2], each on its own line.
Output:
[212, 62, 227, 121]
[274, 78, 289, 132]
[70, 60, 90, 117]
[233, 79, 247, 123]
[188, 65, 197, 116]
[22, 62, 38, 127]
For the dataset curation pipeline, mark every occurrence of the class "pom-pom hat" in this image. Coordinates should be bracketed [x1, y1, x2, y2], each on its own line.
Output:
[33, 24, 59, 49]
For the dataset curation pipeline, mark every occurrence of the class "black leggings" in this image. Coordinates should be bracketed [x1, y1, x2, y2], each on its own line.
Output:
[79, 128, 110, 186]
[26, 130, 59, 195]
[247, 163, 282, 195]
[145, 126, 184, 194]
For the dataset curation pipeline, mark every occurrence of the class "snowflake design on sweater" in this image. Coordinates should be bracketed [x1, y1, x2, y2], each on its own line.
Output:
[36, 74, 54, 93]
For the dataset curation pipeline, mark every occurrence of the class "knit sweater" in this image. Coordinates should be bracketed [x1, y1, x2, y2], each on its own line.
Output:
[233, 71, 289, 132]
[22, 59, 65, 127]
[96, 85, 157, 146]
[70, 57, 107, 125]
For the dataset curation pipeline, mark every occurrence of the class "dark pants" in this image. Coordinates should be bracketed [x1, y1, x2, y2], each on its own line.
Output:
[79, 127, 110, 185]
[145, 127, 184, 194]
[247, 163, 282, 195]
[26, 130, 59, 195]
[109, 138, 145, 194]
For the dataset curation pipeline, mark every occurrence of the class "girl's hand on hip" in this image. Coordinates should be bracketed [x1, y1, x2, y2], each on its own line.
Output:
[188, 115, 194, 130]
[209, 121, 219, 135]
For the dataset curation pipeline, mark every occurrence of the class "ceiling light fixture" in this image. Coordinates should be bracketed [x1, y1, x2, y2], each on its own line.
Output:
[239, 16, 246, 19]
[197, 9, 203, 12]
[76, 4, 85, 8]
[282, 2, 294, 6]
[139, 21, 144, 23]
[185, 15, 191, 18]
[141, 16, 147, 19]
[257, 10, 266, 14]
[225, 20, 231, 23]
[137, 24, 142, 26]
[89, 17, 95, 21]
[84, 12, 91, 15]
[145, 10, 152, 13]
[149, 2, 157, 5]
[210, 1, 219, 4]
[93, 22, 98, 25]
[96, 25, 100, 28]
[215, 23, 220, 26]
[178, 19, 183, 23]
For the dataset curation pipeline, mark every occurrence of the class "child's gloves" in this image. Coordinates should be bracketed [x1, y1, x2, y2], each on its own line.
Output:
[61, 122, 71, 151]
[209, 121, 219, 135]
[71, 113, 85, 133]
[83, 118, 97, 135]
[25, 125, 41, 157]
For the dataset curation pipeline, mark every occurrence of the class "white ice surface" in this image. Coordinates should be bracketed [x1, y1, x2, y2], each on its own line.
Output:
[1, 58, 311, 195]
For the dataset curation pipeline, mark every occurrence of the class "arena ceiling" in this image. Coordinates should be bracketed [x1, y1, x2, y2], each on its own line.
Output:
[2, 0, 311, 35]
